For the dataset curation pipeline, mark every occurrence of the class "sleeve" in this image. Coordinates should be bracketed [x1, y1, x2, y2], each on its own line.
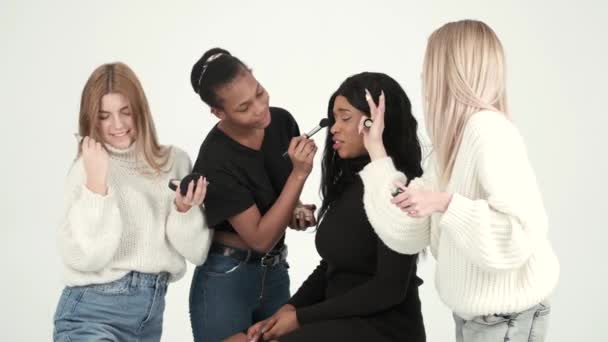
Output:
[274, 106, 300, 139]
[440, 115, 549, 272]
[359, 156, 432, 254]
[57, 159, 123, 272]
[286, 110, 300, 138]
[287, 261, 328, 308]
[199, 166, 255, 227]
[165, 148, 214, 265]
[294, 240, 419, 325]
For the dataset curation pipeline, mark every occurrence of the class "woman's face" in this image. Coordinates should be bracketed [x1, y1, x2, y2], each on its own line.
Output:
[213, 70, 271, 130]
[97, 92, 136, 149]
[330, 95, 367, 159]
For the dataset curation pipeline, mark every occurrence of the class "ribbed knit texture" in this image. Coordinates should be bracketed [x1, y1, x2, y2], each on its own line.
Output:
[58, 143, 213, 286]
[359, 110, 559, 318]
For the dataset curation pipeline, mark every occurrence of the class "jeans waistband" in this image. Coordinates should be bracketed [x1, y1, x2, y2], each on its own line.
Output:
[125, 271, 169, 288]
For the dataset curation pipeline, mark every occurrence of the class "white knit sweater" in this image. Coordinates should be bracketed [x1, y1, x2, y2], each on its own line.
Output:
[360, 110, 559, 318]
[58, 143, 213, 286]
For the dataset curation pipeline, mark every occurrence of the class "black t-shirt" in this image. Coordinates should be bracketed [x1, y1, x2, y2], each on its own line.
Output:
[192, 107, 300, 246]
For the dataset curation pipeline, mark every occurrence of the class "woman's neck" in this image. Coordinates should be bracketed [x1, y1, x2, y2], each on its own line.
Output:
[218, 120, 265, 151]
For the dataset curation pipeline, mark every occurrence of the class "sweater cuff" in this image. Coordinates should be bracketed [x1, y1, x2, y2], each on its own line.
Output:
[79, 184, 114, 212]
[359, 156, 398, 181]
[166, 203, 211, 266]
[169, 202, 203, 227]
[76, 185, 120, 238]
[359, 157, 429, 254]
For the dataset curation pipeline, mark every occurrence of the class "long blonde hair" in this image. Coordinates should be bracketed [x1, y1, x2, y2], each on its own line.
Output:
[422, 20, 508, 185]
[78, 62, 169, 173]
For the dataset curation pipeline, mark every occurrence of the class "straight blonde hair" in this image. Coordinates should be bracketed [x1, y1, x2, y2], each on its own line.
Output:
[78, 62, 169, 173]
[422, 20, 508, 185]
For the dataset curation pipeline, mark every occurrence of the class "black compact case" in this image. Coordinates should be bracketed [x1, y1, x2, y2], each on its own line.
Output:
[168, 173, 204, 196]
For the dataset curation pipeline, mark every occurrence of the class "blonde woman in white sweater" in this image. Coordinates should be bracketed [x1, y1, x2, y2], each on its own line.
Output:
[53, 63, 213, 342]
[358, 20, 559, 342]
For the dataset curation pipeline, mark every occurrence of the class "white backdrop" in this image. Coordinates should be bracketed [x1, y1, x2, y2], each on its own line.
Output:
[2, 0, 607, 341]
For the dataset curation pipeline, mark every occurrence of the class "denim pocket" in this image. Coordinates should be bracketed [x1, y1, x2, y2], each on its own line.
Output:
[201, 254, 244, 276]
[535, 302, 551, 317]
[53, 287, 86, 337]
[528, 303, 551, 342]
[53, 288, 72, 321]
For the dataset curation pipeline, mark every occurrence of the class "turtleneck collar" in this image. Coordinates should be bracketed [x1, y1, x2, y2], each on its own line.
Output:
[346, 154, 372, 174]
[105, 141, 139, 163]
[337, 154, 372, 185]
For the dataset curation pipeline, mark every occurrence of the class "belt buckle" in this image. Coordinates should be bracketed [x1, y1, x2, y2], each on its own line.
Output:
[261, 245, 287, 267]
[261, 253, 279, 267]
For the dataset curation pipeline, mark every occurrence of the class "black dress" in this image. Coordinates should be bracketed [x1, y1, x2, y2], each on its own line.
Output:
[281, 157, 426, 342]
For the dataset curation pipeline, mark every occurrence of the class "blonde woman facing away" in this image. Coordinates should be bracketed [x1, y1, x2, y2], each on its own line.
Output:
[358, 20, 559, 342]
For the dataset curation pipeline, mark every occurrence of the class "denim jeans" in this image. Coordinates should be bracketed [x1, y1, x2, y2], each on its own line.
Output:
[454, 301, 551, 342]
[189, 250, 290, 342]
[53, 272, 169, 342]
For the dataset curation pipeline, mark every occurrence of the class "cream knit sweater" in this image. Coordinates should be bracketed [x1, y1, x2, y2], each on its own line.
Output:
[360, 110, 559, 317]
[58, 143, 213, 286]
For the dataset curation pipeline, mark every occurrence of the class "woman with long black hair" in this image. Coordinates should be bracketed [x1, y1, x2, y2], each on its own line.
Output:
[244, 72, 426, 342]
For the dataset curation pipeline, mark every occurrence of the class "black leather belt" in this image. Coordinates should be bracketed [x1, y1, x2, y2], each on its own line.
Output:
[209, 243, 287, 267]
[208, 243, 288, 301]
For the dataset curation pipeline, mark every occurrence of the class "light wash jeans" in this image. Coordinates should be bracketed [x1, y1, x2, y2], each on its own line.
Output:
[53, 271, 169, 342]
[454, 301, 550, 342]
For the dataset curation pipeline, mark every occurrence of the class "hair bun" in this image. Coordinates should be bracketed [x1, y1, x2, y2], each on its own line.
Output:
[191, 47, 231, 94]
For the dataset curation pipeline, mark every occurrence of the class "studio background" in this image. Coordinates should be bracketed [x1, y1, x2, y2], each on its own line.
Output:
[1, 0, 606, 340]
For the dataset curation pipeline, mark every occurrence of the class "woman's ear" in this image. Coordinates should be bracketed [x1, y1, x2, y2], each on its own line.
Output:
[210, 108, 225, 120]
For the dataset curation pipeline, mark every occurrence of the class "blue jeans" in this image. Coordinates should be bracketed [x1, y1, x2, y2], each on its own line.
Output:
[454, 301, 551, 342]
[53, 272, 169, 342]
[189, 250, 291, 342]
